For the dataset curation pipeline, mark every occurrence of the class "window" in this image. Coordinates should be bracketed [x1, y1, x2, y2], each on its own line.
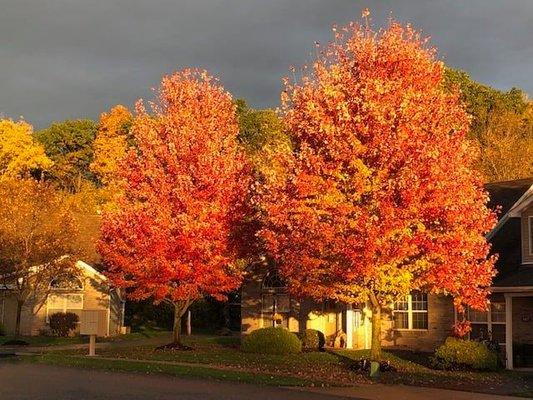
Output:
[46, 293, 84, 323]
[393, 292, 428, 330]
[50, 275, 83, 291]
[469, 302, 506, 344]
[261, 270, 290, 327]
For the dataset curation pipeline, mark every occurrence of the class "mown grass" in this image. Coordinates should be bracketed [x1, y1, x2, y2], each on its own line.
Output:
[335, 348, 533, 396]
[7, 332, 533, 396]
[58, 336, 533, 395]
[18, 353, 321, 387]
[0, 327, 169, 347]
[61, 334, 364, 384]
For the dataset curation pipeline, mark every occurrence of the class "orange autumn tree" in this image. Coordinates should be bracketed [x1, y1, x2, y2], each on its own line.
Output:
[98, 70, 250, 347]
[258, 17, 497, 360]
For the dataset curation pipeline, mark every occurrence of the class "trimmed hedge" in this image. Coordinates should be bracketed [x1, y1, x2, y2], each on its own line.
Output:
[432, 337, 499, 371]
[49, 312, 79, 337]
[299, 329, 325, 351]
[241, 327, 302, 355]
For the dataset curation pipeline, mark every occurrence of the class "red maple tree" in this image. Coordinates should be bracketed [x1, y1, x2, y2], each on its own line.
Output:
[258, 18, 497, 359]
[98, 69, 250, 346]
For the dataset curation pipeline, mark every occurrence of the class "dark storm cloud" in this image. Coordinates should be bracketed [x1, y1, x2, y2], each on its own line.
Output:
[1, 0, 532, 128]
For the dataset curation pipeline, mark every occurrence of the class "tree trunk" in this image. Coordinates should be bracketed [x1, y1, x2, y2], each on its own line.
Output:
[15, 300, 24, 337]
[172, 304, 183, 345]
[369, 295, 382, 361]
[171, 301, 190, 345]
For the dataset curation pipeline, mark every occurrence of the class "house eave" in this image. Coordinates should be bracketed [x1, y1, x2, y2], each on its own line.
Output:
[487, 183, 533, 239]
[490, 286, 533, 293]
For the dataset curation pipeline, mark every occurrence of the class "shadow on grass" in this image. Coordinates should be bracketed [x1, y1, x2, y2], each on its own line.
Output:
[325, 349, 361, 370]
[387, 349, 433, 368]
[210, 336, 240, 348]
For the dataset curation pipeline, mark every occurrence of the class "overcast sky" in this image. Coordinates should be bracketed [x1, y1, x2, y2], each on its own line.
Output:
[1, 0, 532, 129]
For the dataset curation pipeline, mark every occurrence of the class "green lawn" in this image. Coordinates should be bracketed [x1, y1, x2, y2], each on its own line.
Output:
[334, 348, 533, 397]
[52, 334, 532, 395]
[9, 333, 533, 396]
[0, 327, 169, 347]
[59, 334, 364, 384]
[0, 335, 86, 347]
[19, 353, 318, 387]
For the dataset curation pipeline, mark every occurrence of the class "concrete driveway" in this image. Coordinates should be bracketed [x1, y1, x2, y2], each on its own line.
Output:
[0, 362, 524, 400]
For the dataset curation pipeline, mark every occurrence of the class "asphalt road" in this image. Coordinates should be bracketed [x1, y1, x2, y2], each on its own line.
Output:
[0, 362, 524, 400]
[0, 363, 353, 400]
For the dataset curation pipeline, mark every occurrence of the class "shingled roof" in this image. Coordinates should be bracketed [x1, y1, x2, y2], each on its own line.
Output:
[486, 178, 533, 287]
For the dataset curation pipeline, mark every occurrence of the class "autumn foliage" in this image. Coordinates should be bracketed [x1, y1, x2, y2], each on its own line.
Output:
[98, 70, 250, 344]
[258, 19, 497, 359]
[91, 105, 133, 186]
[0, 119, 53, 180]
[0, 178, 79, 335]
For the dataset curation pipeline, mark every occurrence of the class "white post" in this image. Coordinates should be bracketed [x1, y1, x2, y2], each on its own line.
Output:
[346, 304, 354, 349]
[186, 310, 192, 335]
[89, 334, 96, 357]
[505, 294, 513, 369]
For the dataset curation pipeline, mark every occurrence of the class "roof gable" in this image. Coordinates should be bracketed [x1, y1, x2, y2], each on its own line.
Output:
[486, 178, 533, 215]
[486, 178, 533, 239]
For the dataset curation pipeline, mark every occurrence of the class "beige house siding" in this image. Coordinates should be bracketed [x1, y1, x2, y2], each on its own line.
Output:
[1, 296, 18, 334]
[0, 262, 122, 337]
[522, 204, 533, 264]
[109, 290, 125, 335]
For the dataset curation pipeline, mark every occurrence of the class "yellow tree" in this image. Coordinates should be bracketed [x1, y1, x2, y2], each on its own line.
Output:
[0, 178, 80, 335]
[91, 105, 133, 186]
[478, 103, 533, 182]
[0, 119, 52, 180]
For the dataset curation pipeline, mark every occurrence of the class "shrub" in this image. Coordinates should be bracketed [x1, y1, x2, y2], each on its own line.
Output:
[241, 327, 302, 355]
[299, 329, 325, 351]
[0, 322, 5, 336]
[49, 312, 79, 337]
[432, 337, 499, 371]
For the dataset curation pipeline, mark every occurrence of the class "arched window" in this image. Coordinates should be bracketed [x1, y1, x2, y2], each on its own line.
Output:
[262, 270, 287, 292]
[50, 275, 83, 291]
[261, 270, 290, 327]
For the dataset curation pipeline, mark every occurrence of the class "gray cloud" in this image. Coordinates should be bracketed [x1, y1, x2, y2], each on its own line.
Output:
[1, 0, 532, 128]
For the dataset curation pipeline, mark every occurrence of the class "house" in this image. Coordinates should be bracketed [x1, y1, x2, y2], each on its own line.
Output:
[1, 213, 125, 337]
[0, 260, 125, 337]
[241, 177, 533, 369]
[0, 259, 125, 337]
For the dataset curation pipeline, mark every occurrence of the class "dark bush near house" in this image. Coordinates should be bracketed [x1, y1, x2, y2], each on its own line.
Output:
[431, 337, 499, 371]
[0, 322, 5, 336]
[299, 329, 326, 351]
[241, 327, 302, 355]
[49, 312, 79, 337]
